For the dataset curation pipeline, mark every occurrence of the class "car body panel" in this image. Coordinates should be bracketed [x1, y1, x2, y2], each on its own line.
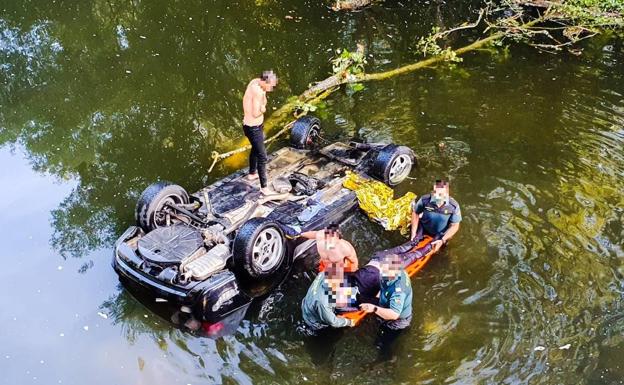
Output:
[113, 142, 395, 323]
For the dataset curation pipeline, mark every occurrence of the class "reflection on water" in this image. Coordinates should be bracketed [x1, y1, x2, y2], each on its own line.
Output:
[1, 0, 623, 384]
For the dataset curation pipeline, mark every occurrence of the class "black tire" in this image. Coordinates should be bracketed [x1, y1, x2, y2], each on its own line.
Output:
[233, 217, 290, 297]
[370, 144, 415, 186]
[290, 115, 321, 149]
[135, 181, 189, 232]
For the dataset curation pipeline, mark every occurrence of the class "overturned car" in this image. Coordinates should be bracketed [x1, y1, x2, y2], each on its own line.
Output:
[112, 116, 414, 326]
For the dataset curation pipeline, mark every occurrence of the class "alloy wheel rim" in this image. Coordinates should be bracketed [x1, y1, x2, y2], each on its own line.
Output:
[388, 154, 412, 184]
[251, 227, 284, 272]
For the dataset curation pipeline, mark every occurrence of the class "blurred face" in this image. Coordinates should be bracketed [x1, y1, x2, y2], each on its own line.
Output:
[334, 285, 356, 308]
[324, 263, 354, 308]
[260, 73, 278, 92]
[432, 185, 449, 206]
[324, 262, 343, 286]
[324, 229, 338, 250]
[380, 256, 402, 281]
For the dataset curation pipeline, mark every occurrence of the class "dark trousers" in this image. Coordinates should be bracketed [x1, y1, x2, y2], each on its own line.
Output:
[372, 240, 432, 266]
[351, 235, 432, 305]
[243, 124, 268, 188]
[371, 224, 434, 266]
[300, 325, 345, 366]
[376, 317, 411, 360]
[371, 240, 431, 267]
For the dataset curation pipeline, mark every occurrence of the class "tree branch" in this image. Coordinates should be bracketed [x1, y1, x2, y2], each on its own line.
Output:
[207, 3, 620, 170]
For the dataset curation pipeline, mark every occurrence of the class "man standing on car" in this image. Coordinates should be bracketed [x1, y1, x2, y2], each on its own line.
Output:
[242, 70, 278, 195]
[410, 179, 462, 253]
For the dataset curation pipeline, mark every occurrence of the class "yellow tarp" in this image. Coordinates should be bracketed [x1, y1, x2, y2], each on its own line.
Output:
[343, 171, 415, 234]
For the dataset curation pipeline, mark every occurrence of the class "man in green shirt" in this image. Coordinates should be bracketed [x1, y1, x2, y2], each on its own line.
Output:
[359, 253, 412, 357]
[301, 263, 357, 333]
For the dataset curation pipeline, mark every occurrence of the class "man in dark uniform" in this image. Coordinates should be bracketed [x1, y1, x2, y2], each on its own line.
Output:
[349, 179, 461, 304]
[410, 179, 462, 253]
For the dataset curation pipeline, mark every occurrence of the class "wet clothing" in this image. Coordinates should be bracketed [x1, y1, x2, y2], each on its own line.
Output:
[371, 233, 433, 265]
[351, 236, 432, 305]
[301, 272, 351, 331]
[302, 325, 345, 362]
[412, 194, 462, 237]
[376, 319, 410, 359]
[378, 270, 412, 330]
[352, 264, 381, 304]
[243, 123, 268, 188]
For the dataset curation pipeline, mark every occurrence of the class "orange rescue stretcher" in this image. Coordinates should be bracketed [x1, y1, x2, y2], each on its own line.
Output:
[337, 235, 436, 325]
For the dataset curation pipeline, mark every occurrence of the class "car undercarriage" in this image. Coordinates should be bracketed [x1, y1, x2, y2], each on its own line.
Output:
[113, 116, 415, 325]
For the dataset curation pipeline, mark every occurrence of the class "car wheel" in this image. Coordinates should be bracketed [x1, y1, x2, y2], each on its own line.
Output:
[370, 144, 415, 186]
[135, 181, 189, 232]
[233, 217, 291, 297]
[290, 115, 321, 149]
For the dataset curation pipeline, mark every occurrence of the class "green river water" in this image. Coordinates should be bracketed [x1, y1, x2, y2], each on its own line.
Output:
[1, 1, 623, 384]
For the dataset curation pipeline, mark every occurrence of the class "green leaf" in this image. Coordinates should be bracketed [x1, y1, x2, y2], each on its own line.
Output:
[346, 82, 365, 96]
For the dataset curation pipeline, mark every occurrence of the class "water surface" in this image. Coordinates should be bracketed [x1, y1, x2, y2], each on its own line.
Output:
[1, 1, 623, 384]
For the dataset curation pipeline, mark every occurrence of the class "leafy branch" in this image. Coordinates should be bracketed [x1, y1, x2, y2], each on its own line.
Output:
[209, 1, 623, 169]
[331, 44, 367, 76]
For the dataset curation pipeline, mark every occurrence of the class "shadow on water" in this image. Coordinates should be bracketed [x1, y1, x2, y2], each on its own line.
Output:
[1, 0, 624, 384]
[102, 285, 251, 340]
[0, 0, 477, 262]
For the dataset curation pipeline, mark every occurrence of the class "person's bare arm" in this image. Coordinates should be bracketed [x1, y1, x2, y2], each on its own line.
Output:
[300, 230, 320, 239]
[410, 211, 420, 240]
[374, 306, 400, 321]
[442, 223, 460, 243]
[431, 222, 460, 252]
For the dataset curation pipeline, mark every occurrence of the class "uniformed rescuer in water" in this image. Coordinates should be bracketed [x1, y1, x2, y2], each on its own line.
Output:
[349, 179, 462, 305]
[301, 262, 357, 332]
[359, 253, 413, 356]
[410, 179, 461, 253]
[359, 253, 412, 325]
[242, 70, 278, 195]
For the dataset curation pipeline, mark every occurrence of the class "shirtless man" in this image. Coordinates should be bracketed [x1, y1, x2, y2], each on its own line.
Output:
[242, 70, 278, 195]
[299, 223, 359, 273]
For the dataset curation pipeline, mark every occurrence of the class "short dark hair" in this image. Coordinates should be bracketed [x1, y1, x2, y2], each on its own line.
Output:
[435, 179, 449, 189]
[260, 70, 276, 82]
[324, 223, 342, 239]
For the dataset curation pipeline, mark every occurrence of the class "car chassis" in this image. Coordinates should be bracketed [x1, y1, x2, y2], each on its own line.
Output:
[112, 116, 414, 325]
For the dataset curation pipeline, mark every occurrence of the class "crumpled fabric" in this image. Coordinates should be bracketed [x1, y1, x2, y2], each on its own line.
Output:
[343, 171, 415, 234]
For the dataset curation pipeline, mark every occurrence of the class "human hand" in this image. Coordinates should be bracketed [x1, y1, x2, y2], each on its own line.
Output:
[359, 303, 376, 314]
[349, 319, 356, 327]
[431, 240, 444, 253]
